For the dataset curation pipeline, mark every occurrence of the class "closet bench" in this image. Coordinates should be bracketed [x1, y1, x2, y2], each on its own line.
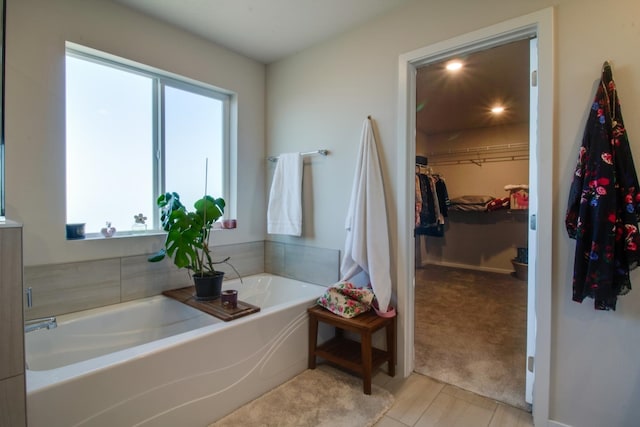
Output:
[307, 305, 396, 394]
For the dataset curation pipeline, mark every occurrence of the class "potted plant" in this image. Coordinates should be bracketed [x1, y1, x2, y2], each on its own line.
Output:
[148, 192, 232, 300]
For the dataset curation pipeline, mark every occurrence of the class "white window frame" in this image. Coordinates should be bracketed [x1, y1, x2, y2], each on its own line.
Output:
[65, 43, 232, 236]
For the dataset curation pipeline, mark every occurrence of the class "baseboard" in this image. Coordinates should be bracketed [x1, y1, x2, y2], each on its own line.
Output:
[548, 421, 573, 427]
[419, 260, 512, 275]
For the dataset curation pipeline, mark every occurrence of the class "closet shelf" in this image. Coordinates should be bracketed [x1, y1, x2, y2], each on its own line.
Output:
[424, 142, 529, 166]
[449, 209, 529, 215]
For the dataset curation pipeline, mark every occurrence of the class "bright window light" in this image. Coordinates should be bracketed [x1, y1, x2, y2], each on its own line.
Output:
[65, 47, 231, 236]
[164, 85, 225, 209]
[66, 55, 154, 234]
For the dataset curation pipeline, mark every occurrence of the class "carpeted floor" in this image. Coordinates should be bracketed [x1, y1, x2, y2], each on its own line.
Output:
[414, 264, 529, 410]
[209, 364, 394, 427]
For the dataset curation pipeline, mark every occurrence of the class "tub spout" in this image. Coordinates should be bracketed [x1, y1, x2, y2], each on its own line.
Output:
[25, 316, 57, 333]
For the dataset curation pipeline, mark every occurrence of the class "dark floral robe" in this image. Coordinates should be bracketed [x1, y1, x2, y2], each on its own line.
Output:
[565, 64, 640, 310]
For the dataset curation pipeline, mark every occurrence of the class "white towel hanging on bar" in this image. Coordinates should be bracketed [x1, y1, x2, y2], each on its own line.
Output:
[267, 152, 303, 236]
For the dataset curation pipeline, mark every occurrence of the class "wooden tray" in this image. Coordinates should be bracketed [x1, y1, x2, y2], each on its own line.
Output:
[163, 286, 260, 322]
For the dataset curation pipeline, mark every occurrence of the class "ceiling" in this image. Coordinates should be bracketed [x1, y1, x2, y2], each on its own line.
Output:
[111, 0, 411, 64]
[109, 1, 529, 135]
[416, 38, 531, 135]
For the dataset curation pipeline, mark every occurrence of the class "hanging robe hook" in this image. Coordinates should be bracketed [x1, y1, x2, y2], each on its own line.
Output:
[602, 60, 614, 78]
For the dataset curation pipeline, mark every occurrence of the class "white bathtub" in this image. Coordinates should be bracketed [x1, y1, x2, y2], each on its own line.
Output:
[26, 273, 327, 427]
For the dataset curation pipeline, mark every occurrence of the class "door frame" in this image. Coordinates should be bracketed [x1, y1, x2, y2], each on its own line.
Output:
[396, 7, 554, 424]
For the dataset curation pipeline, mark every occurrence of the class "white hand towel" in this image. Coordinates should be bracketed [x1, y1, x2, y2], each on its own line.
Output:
[267, 152, 303, 236]
[340, 118, 392, 313]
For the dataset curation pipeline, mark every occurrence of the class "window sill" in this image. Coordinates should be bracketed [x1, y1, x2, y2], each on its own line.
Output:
[66, 224, 236, 241]
[67, 230, 166, 241]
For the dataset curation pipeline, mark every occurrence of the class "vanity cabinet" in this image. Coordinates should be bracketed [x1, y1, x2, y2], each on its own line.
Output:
[0, 222, 26, 426]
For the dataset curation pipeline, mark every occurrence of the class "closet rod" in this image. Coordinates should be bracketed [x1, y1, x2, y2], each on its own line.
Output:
[429, 154, 529, 167]
[425, 142, 528, 159]
[415, 164, 433, 174]
[267, 149, 329, 162]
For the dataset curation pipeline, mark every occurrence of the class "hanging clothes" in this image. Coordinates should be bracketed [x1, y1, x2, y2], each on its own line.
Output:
[420, 173, 437, 225]
[565, 62, 640, 310]
[415, 170, 449, 237]
[435, 177, 450, 218]
[415, 174, 422, 227]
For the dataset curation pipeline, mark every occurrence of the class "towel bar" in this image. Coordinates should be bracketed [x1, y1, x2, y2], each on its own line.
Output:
[267, 149, 328, 162]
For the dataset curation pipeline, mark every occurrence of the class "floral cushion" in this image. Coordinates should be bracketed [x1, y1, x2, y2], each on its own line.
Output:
[316, 282, 375, 318]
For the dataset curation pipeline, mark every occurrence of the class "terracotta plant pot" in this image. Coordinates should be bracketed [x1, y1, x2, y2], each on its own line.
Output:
[193, 271, 225, 301]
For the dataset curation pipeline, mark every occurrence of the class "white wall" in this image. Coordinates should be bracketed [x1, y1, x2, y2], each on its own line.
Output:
[4, 0, 266, 266]
[418, 123, 529, 198]
[266, 0, 640, 426]
[419, 211, 529, 272]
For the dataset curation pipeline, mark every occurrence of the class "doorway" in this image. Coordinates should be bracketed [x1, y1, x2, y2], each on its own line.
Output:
[413, 38, 531, 410]
[396, 8, 553, 424]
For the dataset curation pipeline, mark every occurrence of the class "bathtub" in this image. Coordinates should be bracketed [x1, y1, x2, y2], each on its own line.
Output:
[26, 273, 327, 427]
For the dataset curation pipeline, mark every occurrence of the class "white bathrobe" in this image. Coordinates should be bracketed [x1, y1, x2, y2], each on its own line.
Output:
[340, 118, 392, 313]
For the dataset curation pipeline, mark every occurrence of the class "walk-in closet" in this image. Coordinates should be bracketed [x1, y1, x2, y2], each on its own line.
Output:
[414, 38, 531, 410]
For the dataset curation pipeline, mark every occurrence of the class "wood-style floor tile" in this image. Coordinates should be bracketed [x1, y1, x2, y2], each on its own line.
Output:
[383, 374, 444, 426]
[488, 404, 534, 427]
[414, 392, 495, 427]
[441, 384, 500, 411]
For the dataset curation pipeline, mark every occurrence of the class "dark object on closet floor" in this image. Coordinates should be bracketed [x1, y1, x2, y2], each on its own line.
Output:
[511, 259, 528, 281]
[516, 247, 528, 264]
[415, 224, 444, 237]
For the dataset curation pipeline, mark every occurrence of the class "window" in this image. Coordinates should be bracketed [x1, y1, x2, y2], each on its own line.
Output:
[65, 45, 230, 236]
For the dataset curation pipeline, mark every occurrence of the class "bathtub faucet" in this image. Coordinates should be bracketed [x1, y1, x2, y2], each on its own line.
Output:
[25, 316, 57, 333]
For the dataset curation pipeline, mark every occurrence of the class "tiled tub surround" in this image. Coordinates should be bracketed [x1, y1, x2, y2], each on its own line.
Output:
[26, 274, 328, 427]
[24, 240, 340, 319]
[24, 241, 265, 320]
[265, 240, 340, 285]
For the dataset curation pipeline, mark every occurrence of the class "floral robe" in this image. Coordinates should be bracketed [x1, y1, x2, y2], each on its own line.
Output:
[565, 64, 640, 310]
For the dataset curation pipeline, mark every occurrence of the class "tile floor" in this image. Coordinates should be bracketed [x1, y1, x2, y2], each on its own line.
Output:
[372, 371, 533, 427]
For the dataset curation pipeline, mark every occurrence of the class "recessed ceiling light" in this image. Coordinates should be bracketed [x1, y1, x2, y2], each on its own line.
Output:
[491, 106, 505, 114]
[445, 61, 463, 71]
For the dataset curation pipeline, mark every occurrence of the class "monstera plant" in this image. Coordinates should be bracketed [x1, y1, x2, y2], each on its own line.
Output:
[148, 192, 230, 300]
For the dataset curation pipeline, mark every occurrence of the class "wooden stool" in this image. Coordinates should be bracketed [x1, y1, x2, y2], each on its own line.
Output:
[307, 305, 396, 394]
